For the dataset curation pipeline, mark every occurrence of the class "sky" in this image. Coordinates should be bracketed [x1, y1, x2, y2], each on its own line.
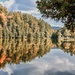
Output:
[0, 0, 64, 27]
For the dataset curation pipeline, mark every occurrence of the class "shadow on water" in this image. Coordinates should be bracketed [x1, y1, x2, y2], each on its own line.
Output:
[0, 38, 75, 68]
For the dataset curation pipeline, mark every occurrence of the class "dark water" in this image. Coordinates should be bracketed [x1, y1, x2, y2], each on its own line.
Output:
[0, 38, 75, 75]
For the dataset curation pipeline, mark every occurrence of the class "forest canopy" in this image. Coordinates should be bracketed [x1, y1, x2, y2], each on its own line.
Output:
[36, 0, 75, 32]
[0, 4, 53, 39]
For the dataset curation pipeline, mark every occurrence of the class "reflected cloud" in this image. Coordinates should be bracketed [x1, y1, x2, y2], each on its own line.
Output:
[1, 65, 13, 75]
[0, 38, 75, 75]
[3, 50, 75, 75]
[26, 53, 75, 75]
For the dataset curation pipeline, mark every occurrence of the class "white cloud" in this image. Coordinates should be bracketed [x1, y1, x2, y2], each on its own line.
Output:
[0, 2, 4, 5]
[0, 0, 15, 9]
[0, 49, 75, 75]
[24, 49, 75, 75]
[1, 65, 13, 75]
[19, 9, 40, 15]
[30, 0, 37, 6]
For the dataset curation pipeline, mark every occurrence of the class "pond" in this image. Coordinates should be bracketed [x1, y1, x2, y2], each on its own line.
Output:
[0, 38, 75, 75]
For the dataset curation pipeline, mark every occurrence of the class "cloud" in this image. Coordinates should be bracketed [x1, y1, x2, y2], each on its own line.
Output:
[15, 0, 37, 7]
[10, 0, 37, 11]
[0, 48, 75, 75]
[4, 0, 15, 9]
[11, 56, 75, 75]
[8, 0, 40, 16]
[11, 52, 75, 75]
[0, 0, 15, 9]
[18, 9, 40, 15]
[1, 65, 13, 75]
[0, 0, 9, 2]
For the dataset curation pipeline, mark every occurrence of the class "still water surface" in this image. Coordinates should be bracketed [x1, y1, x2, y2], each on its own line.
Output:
[0, 39, 75, 75]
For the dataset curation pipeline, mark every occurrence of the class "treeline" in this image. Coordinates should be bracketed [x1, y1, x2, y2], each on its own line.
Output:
[0, 4, 53, 39]
[55, 27, 75, 38]
[0, 38, 53, 68]
[56, 41, 75, 56]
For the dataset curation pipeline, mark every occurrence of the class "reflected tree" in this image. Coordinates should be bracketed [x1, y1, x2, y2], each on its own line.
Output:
[0, 38, 53, 68]
[55, 40, 75, 56]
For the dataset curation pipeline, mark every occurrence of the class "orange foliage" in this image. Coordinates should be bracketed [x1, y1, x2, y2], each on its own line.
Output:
[0, 55, 6, 64]
[63, 42, 71, 49]
[0, 13, 7, 23]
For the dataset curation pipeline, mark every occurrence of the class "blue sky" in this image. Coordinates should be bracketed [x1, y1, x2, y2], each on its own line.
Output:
[0, 0, 63, 27]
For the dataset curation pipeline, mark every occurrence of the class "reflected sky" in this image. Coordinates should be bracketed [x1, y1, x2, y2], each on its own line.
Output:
[0, 38, 75, 75]
[0, 48, 75, 75]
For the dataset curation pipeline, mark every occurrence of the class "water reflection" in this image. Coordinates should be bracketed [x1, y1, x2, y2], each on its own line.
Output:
[0, 38, 75, 68]
[56, 40, 75, 56]
[0, 38, 54, 69]
[0, 38, 75, 75]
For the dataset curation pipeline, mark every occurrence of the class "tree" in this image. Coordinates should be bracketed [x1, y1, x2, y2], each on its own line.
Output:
[0, 4, 53, 38]
[36, 0, 75, 32]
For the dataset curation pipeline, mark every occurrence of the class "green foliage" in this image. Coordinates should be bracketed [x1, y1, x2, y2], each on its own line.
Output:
[56, 27, 75, 38]
[0, 4, 8, 13]
[0, 38, 52, 68]
[0, 4, 53, 38]
[36, 0, 75, 32]
[56, 41, 75, 56]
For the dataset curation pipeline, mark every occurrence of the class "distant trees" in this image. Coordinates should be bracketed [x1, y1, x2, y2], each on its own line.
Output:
[55, 27, 75, 39]
[36, 0, 75, 32]
[57, 41, 75, 56]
